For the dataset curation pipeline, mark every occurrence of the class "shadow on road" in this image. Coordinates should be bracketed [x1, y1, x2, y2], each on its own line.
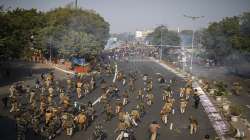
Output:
[0, 115, 45, 140]
[0, 61, 52, 87]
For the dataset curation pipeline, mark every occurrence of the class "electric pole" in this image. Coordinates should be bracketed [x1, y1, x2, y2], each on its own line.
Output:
[183, 14, 204, 74]
[75, 0, 78, 9]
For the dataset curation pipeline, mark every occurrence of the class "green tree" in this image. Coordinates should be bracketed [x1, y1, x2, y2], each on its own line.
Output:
[37, 7, 109, 57]
[146, 25, 180, 46]
[0, 8, 46, 59]
[201, 12, 250, 70]
[0, 6, 110, 59]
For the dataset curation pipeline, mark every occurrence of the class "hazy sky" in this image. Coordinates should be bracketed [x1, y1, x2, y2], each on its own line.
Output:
[1, 0, 250, 33]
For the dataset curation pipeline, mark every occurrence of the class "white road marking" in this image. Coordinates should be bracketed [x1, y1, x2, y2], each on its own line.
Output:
[53, 65, 75, 75]
[52, 63, 116, 106]
[93, 63, 118, 106]
[246, 105, 250, 109]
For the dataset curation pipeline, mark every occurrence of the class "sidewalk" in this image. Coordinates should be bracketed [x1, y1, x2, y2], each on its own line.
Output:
[192, 64, 250, 140]
[150, 57, 231, 140]
[0, 62, 53, 96]
[192, 64, 250, 120]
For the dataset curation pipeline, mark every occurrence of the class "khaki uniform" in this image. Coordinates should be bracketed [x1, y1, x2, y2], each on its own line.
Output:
[189, 117, 198, 134]
[146, 94, 154, 105]
[160, 107, 169, 124]
[63, 114, 75, 136]
[74, 113, 87, 130]
[48, 87, 54, 96]
[180, 99, 188, 113]
[115, 102, 123, 114]
[76, 87, 82, 99]
[9, 86, 15, 97]
[117, 121, 128, 131]
[122, 92, 129, 106]
[118, 112, 126, 121]
[185, 87, 193, 100]
[10, 96, 18, 112]
[40, 101, 46, 114]
[137, 89, 144, 100]
[131, 110, 140, 121]
[149, 123, 160, 140]
[105, 104, 113, 121]
[179, 88, 185, 97]
[45, 111, 53, 124]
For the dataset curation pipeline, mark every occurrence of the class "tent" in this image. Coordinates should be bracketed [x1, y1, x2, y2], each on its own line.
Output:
[71, 57, 89, 73]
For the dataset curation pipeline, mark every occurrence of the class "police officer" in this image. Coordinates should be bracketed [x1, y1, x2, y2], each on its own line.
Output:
[10, 95, 18, 112]
[64, 113, 75, 136]
[16, 115, 27, 140]
[189, 116, 198, 135]
[180, 98, 188, 113]
[193, 89, 200, 109]
[115, 120, 129, 140]
[105, 103, 113, 121]
[137, 88, 144, 101]
[149, 121, 160, 140]
[122, 90, 129, 106]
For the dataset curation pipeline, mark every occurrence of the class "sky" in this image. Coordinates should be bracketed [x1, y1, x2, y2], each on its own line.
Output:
[1, 0, 250, 33]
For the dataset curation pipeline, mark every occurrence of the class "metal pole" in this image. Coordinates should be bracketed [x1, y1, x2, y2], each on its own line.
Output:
[191, 27, 195, 73]
[75, 0, 78, 9]
[160, 30, 162, 61]
[183, 15, 204, 74]
[50, 38, 52, 63]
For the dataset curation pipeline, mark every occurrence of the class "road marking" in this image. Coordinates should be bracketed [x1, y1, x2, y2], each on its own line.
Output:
[53, 65, 75, 75]
[52, 63, 117, 106]
[93, 63, 118, 106]
[246, 105, 250, 109]
[149, 57, 230, 140]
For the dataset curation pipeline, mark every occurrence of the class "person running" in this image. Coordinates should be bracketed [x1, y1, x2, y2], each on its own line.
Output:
[146, 93, 154, 106]
[122, 90, 129, 106]
[105, 103, 113, 121]
[193, 89, 200, 109]
[149, 121, 160, 140]
[137, 88, 144, 101]
[180, 98, 188, 113]
[189, 116, 198, 135]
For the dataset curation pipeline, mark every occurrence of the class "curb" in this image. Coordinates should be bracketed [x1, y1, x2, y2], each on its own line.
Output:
[52, 64, 75, 75]
[149, 57, 230, 140]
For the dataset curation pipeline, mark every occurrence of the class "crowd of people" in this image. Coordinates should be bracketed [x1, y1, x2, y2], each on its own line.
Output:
[1, 49, 217, 140]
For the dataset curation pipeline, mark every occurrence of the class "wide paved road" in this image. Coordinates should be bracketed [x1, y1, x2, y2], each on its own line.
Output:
[55, 56, 216, 140]
[0, 56, 217, 140]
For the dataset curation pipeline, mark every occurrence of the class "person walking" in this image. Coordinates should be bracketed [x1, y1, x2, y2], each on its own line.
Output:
[193, 89, 200, 109]
[149, 121, 160, 140]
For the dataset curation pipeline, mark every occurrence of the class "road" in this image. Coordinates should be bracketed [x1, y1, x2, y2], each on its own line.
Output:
[0, 56, 216, 140]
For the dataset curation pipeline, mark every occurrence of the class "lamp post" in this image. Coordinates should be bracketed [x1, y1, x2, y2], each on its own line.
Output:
[160, 29, 162, 61]
[183, 15, 204, 74]
[159, 25, 167, 61]
[48, 37, 52, 63]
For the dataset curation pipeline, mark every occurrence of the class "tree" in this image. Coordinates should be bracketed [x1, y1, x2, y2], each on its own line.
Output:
[200, 12, 250, 74]
[37, 7, 109, 58]
[0, 8, 46, 59]
[0, 6, 110, 59]
[146, 25, 180, 46]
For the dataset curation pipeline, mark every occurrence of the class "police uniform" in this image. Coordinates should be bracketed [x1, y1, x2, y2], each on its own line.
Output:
[74, 112, 87, 130]
[105, 104, 113, 121]
[16, 117, 27, 140]
[180, 99, 188, 113]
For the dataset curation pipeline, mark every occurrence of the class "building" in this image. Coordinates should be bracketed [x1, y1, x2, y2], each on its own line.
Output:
[135, 29, 153, 44]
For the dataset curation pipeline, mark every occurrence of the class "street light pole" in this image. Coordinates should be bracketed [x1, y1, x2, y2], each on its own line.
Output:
[75, 0, 78, 9]
[183, 14, 204, 74]
[49, 38, 52, 63]
[160, 29, 162, 61]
